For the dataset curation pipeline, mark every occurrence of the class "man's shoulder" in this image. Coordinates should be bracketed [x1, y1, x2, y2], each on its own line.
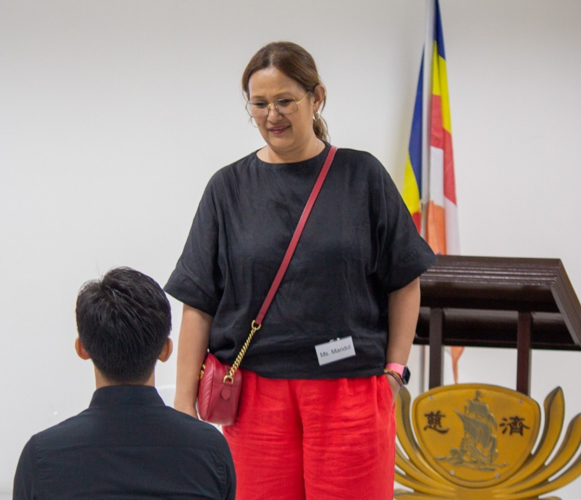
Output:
[28, 410, 89, 444]
[157, 406, 229, 445]
[30, 398, 228, 454]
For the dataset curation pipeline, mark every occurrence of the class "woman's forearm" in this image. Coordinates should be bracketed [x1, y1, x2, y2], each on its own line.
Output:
[174, 304, 212, 417]
[386, 277, 421, 365]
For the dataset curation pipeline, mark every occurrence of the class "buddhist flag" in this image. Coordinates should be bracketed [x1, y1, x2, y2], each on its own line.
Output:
[402, 0, 463, 381]
[426, 0, 459, 255]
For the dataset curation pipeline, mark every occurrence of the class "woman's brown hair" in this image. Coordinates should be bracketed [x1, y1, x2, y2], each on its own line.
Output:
[242, 41, 329, 143]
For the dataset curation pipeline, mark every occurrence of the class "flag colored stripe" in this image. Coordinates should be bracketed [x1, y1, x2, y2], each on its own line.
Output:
[408, 59, 424, 185]
[438, 54, 452, 133]
[428, 145, 444, 206]
[403, 156, 421, 212]
[443, 129, 456, 204]
[402, 57, 424, 233]
[431, 42, 441, 98]
[430, 94, 444, 150]
[425, 200, 446, 255]
[434, 0, 446, 60]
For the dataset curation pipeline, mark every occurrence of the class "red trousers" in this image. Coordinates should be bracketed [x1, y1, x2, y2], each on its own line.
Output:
[223, 371, 395, 500]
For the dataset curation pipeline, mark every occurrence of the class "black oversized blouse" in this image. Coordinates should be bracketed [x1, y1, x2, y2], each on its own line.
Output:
[165, 144, 436, 379]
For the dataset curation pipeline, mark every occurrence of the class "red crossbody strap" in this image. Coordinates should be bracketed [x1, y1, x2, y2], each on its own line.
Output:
[255, 145, 337, 325]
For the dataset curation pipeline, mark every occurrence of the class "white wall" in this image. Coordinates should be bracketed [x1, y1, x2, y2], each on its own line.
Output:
[1, 0, 581, 497]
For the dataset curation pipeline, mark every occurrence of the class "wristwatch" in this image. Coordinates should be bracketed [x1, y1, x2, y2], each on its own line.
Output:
[384, 362, 411, 385]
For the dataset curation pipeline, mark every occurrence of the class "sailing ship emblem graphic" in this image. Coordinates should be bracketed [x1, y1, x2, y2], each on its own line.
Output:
[437, 390, 507, 471]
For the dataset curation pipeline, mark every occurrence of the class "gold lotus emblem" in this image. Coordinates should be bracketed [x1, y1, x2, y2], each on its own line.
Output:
[395, 384, 581, 499]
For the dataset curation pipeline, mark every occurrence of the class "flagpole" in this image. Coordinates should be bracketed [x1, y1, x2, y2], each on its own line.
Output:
[419, 0, 435, 395]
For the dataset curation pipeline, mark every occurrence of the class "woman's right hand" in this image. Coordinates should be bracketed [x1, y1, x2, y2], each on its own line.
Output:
[174, 397, 199, 419]
[173, 304, 213, 419]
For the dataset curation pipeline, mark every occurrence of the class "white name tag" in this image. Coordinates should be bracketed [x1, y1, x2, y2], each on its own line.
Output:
[315, 336, 356, 366]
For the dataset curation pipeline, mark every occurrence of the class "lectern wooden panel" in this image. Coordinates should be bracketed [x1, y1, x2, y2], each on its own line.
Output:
[414, 256, 581, 394]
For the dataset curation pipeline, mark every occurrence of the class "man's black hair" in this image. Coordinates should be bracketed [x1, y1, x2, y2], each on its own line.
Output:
[75, 267, 171, 384]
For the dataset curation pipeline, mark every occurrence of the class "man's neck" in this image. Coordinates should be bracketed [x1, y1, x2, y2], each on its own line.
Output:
[94, 367, 155, 389]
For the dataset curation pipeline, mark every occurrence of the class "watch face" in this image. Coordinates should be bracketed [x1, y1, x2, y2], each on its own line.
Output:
[402, 366, 411, 385]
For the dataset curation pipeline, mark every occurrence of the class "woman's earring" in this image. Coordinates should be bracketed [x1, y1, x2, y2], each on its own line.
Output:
[249, 116, 258, 128]
[313, 111, 321, 122]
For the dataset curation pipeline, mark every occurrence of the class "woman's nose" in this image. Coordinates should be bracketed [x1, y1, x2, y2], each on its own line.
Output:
[266, 103, 283, 119]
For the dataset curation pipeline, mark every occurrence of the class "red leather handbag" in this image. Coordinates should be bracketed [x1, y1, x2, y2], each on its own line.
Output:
[197, 353, 242, 425]
[196, 146, 338, 426]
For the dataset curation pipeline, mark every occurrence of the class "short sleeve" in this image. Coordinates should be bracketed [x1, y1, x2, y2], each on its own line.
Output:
[165, 177, 224, 315]
[372, 162, 436, 293]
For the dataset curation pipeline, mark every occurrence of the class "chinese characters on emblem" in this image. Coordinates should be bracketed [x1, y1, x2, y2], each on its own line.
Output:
[424, 411, 450, 434]
[500, 416, 530, 436]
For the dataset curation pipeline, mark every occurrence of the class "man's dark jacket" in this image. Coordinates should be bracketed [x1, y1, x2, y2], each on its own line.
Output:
[13, 385, 236, 499]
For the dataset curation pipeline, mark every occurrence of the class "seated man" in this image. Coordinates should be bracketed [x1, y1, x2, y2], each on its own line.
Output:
[13, 267, 235, 499]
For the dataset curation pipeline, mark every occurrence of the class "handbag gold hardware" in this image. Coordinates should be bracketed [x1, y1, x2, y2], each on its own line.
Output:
[222, 320, 261, 384]
[199, 321, 262, 384]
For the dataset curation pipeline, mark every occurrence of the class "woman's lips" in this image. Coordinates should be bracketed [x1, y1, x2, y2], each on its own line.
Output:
[268, 125, 289, 135]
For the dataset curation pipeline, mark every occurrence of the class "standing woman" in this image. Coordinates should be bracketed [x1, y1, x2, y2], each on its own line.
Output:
[165, 41, 436, 500]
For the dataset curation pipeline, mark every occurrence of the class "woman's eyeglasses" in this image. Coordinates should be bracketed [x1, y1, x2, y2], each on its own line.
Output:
[245, 91, 310, 118]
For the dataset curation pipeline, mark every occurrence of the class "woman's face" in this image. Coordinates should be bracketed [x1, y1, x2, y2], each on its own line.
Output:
[247, 66, 323, 162]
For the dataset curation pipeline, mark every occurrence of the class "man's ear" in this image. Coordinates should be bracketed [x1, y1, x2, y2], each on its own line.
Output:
[75, 337, 91, 360]
[158, 338, 173, 363]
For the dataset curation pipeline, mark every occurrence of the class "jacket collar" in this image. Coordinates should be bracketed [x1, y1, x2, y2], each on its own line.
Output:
[89, 385, 165, 408]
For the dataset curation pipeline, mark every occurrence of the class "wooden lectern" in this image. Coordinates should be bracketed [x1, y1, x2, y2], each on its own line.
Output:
[415, 255, 581, 395]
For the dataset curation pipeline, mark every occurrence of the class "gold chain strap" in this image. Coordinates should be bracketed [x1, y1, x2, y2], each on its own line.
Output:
[223, 320, 261, 384]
